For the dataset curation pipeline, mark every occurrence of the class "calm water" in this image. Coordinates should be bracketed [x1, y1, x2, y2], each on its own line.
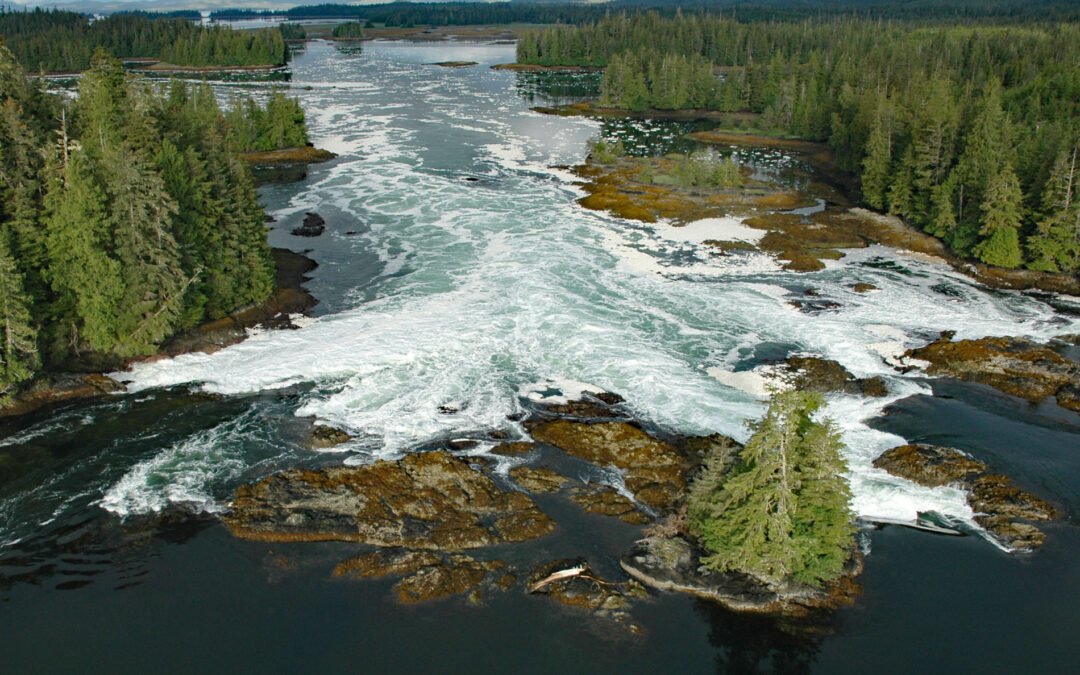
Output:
[2, 41, 1079, 674]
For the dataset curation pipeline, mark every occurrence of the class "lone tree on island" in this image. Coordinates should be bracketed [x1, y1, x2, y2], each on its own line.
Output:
[688, 390, 856, 588]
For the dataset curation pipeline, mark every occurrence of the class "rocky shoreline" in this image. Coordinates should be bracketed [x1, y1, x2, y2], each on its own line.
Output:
[0, 247, 318, 419]
[537, 105, 1080, 297]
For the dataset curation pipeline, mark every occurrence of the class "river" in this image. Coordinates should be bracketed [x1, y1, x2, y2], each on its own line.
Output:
[2, 40, 1079, 673]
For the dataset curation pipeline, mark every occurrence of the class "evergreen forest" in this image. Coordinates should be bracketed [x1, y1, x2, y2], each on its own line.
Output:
[0, 9, 288, 72]
[0, 46, 310, 403]
[519, 13, 1080, 273]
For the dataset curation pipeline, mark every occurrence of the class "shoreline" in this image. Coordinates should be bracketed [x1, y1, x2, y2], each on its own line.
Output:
[0, 247, 318, 420]
[534, 103, 1080, 297]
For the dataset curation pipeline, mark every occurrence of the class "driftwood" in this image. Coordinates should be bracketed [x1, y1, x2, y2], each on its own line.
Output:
[528, 565, 588, 593]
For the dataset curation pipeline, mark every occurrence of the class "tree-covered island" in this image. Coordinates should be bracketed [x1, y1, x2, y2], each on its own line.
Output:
[0, 45, 313, 405]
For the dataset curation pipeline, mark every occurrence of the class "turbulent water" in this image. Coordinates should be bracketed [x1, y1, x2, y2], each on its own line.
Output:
[3, 41, 1080, 673]
[113, 42, 1075, 532]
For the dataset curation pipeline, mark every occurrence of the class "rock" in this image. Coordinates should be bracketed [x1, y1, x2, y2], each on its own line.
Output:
[509, 466, 571, 493]
[223, 450, 556, 549]
[872, 444, 985, 487]
[905, 335, 1079, 405]
[394, 556, 493, 605]
[852, 282, 878, 293]
[621, 536, 862, 617]
[309, 425, 351, 449]
[333, 549, 441, 579]
[534, 394, 626, 419]
[334, 549, 512, 605]
[527, 559, 645, 635]
[491, 441, 536, 457]
[780, 356, 887, 397]
[873, 443, 1058, 550]
[529, 421, 687, 511]
[1056, 384, 1080, 413]
[569, 486, 651, 524]
[291, 212, 326, 237]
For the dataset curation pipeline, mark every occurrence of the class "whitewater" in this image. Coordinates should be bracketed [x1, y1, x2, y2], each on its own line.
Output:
[101, 41, 1077, 536]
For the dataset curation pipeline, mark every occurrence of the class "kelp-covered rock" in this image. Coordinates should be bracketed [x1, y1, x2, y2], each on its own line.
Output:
[871, 444, 986, 487]
[527, 558, 646, 635]
[309, 424, 351, 449]
[528, 420, 687, 511]
[780, 356, 887, 397]
[509, 466, 571, 493]
[291, 211, 326, 237]
[569, 486, 651, 524]
[621, 536, 862, 617]
[491, 441, 536, 456]
[223, 451, 555, 549]
[905, 335, 1079, 410]
[334, 549, 512, 605]
[873, 443, 1057, 550]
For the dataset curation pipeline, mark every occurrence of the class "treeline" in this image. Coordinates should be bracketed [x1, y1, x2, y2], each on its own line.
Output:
[0, 46, 311, 402]
[210, 2, 608, 26]
[225, 91, 309, 152]
[208, 1, 1080, 25]
[0, 9, 287, 72]
[520, 13, 1080, 273]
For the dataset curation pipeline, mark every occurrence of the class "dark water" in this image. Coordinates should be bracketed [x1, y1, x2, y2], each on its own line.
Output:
[2, 41, 1080, 674]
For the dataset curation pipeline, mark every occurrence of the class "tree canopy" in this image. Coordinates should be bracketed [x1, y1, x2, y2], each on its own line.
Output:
[688, 390, 856, 588]
[0, 45, 308, 401]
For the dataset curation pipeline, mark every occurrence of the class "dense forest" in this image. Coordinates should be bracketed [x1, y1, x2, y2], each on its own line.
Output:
[520, 13, 1080, 273]
[208, 1, 1080, 24]
[0, 9, 287, 72]
[0, 45, 310, 403]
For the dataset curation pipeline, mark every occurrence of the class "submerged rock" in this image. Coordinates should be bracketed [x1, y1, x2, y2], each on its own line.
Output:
[528, 420, 687, 511]
[569, 486, 651, 524]
[334, 549, 512, 605]
[223, 450, 556, 549]
[905, 335, 1079, 410]
[509, 466, 571, 493]
[873, 443, 1058, 550]
[621, 536, 862, 617]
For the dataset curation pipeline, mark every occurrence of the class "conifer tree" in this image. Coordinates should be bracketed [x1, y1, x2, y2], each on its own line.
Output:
[861, 113, 892, 210]
[1028, 145, 1080, 273]
[0, 237, 38, 404]
[689, 390, 855, 588]
[973, 165, 1026, 268]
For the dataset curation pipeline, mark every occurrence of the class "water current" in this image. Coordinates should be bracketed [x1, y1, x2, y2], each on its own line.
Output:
[2, 41, 1080, 673]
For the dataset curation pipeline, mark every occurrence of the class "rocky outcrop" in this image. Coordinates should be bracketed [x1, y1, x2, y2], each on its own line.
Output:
[223, 450, 556, 549]
[621, 536, 862, 617]
[569, 486, 651, 524]
[905, 335, 1080, 411]
[509, 466, 570, 493]
[528, 420, 687, 511]
[291, 212, 326, 237]
[333, 549, 513, 605]
[779, 356, 887, 397]
[527, 558, 647, 635]
[873, 443, 1058, 550]
[309, 425, 352, 449]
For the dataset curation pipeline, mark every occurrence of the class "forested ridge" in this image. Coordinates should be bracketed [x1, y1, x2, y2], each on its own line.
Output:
[519, 13, 1080, 273]
[0, 9, 288, 73]
[0, 46, 310, 403]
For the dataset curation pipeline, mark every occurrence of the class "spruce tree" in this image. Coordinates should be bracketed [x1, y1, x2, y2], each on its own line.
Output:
[0, 237, 39, 404]
[974, 165, 1025, 268]
[689, 390, 855, 588]
[1027, 145, 1080, 273]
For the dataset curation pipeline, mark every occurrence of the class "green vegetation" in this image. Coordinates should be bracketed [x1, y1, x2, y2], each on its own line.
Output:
[225, 91, 310, 152]
[586, 137, 625, 164]
[689, 390, 855, 588]
[520, 12, 1080, 273]
[653, 151, 742, 189]
[331, 22, 366, 39]
[278, 23, 307, 42]
[0, 45, 313, 402]
[0, 9, 288, 72]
